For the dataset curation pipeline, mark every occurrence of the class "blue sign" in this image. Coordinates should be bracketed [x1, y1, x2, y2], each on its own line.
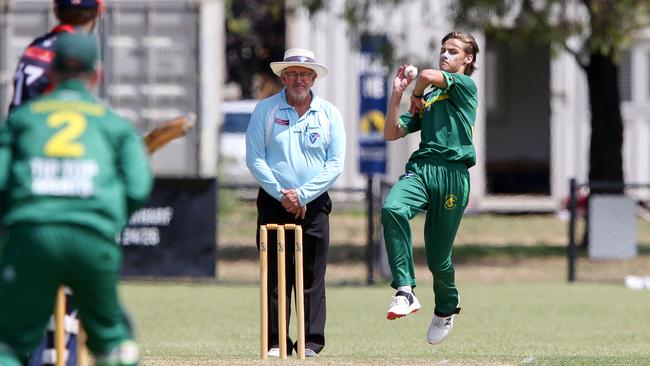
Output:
[358, 35, 388, 175]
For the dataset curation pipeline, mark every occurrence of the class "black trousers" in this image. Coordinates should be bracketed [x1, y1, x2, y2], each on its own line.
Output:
[256, 188, 331, 354]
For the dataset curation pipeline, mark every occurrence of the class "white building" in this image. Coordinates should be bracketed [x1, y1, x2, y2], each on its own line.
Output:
[286, 0, 650, 212]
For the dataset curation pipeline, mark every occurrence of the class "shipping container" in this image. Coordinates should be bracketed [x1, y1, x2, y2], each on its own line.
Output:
[0, 0, 224, 177]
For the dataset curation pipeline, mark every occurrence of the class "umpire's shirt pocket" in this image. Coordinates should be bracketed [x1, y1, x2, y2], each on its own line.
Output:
[304, 126, 323, 149]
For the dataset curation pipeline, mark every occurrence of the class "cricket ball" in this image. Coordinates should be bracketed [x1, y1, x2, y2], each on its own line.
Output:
[404, 65, 418, 79]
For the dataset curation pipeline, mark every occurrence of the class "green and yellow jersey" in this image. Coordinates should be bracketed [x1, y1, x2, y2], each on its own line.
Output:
[399, 71, 478, 167]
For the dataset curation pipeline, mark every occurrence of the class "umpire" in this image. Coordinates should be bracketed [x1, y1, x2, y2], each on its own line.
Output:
[0, 33, 152, 366]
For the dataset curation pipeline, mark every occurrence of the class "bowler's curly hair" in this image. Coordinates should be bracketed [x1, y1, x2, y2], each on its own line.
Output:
[442, 32, 479, 76]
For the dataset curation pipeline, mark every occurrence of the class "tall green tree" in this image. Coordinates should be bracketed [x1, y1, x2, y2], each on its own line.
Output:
[225, 0, 285, 99]
[452, 0, 649, 187]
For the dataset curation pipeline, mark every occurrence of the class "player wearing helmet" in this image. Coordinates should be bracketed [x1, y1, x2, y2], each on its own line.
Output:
[9, 0, 103, 112]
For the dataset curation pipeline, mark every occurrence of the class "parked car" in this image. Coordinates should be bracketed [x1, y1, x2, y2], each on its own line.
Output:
[218, 99, 258, 184]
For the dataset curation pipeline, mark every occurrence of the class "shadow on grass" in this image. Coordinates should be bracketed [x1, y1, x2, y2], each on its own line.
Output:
[218, 242, 572, 264]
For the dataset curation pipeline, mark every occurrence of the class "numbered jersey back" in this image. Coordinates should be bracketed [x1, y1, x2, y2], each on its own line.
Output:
[2, 80, 153, 239]
[9, 27, 71, 112]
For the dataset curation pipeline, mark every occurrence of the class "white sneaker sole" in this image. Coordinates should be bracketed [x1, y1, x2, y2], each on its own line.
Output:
[387, 302, 421, 320]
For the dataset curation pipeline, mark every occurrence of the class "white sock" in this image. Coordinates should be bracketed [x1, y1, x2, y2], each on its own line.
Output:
[397, 285, 412, 294]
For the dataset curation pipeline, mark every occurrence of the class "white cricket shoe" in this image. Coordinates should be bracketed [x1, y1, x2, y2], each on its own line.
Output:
[386, 291, 421, 320]
[427, 306, 461, 345]
[304, 349, 319, 357]
[95, 339, 140, 365]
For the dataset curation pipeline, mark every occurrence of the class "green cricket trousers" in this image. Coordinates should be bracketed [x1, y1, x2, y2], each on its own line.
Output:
[0, 224, 135, 364]
[381, 160, 469, 316]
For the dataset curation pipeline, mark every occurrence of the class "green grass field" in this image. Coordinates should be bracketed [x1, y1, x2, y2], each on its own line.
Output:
[124, 200, 650, 365]
[120, 279, 650, 366]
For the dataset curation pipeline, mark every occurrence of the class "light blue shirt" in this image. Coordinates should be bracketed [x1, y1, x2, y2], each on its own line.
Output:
[246, 89, 346, 206]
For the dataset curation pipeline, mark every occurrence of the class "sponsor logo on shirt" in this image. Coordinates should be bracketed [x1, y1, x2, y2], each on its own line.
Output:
[24, 46, 55, 63]
[30, 158, 98, 197]
[274, 117, 289, 126]
[305, 130, 322, 148]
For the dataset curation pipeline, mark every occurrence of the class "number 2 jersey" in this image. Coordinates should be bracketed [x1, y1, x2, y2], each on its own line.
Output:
[9, 25, 77, 112]
[0, 80, 153, 240]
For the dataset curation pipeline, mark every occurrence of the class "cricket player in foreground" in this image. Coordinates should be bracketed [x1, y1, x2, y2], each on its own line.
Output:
[0, 33, 152, 366]
[8, 2, 103, 364]
[381, 31, 480, 345]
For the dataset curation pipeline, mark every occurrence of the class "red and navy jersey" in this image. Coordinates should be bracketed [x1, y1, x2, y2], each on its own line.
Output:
[9, 25, 76, 112]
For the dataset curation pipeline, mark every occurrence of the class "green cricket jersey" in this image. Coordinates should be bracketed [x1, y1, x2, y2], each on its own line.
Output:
[399, 71, 478, 167]
[0, 79, 152, 240]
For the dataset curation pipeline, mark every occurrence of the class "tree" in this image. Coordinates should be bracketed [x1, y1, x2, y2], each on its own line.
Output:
[228, 0, 650, 185]
[452, 0, 649, 188]
[225, 0, 286, 99]
[295, 0, 649, 187]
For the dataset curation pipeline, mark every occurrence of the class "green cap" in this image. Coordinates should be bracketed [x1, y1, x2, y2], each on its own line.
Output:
[53, 33, 100, 72]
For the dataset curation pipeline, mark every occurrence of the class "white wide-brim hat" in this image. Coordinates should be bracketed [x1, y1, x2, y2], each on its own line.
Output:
[270, 48, 328, 80]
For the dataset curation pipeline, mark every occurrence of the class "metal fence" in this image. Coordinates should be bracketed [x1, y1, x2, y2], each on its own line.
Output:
[215, 179, 650, 286]
[567, 179, 650, 283]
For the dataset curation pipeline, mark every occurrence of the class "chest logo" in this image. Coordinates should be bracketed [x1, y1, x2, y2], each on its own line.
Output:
[305, 131, 322, 148]
[444, 194, 458, 210]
